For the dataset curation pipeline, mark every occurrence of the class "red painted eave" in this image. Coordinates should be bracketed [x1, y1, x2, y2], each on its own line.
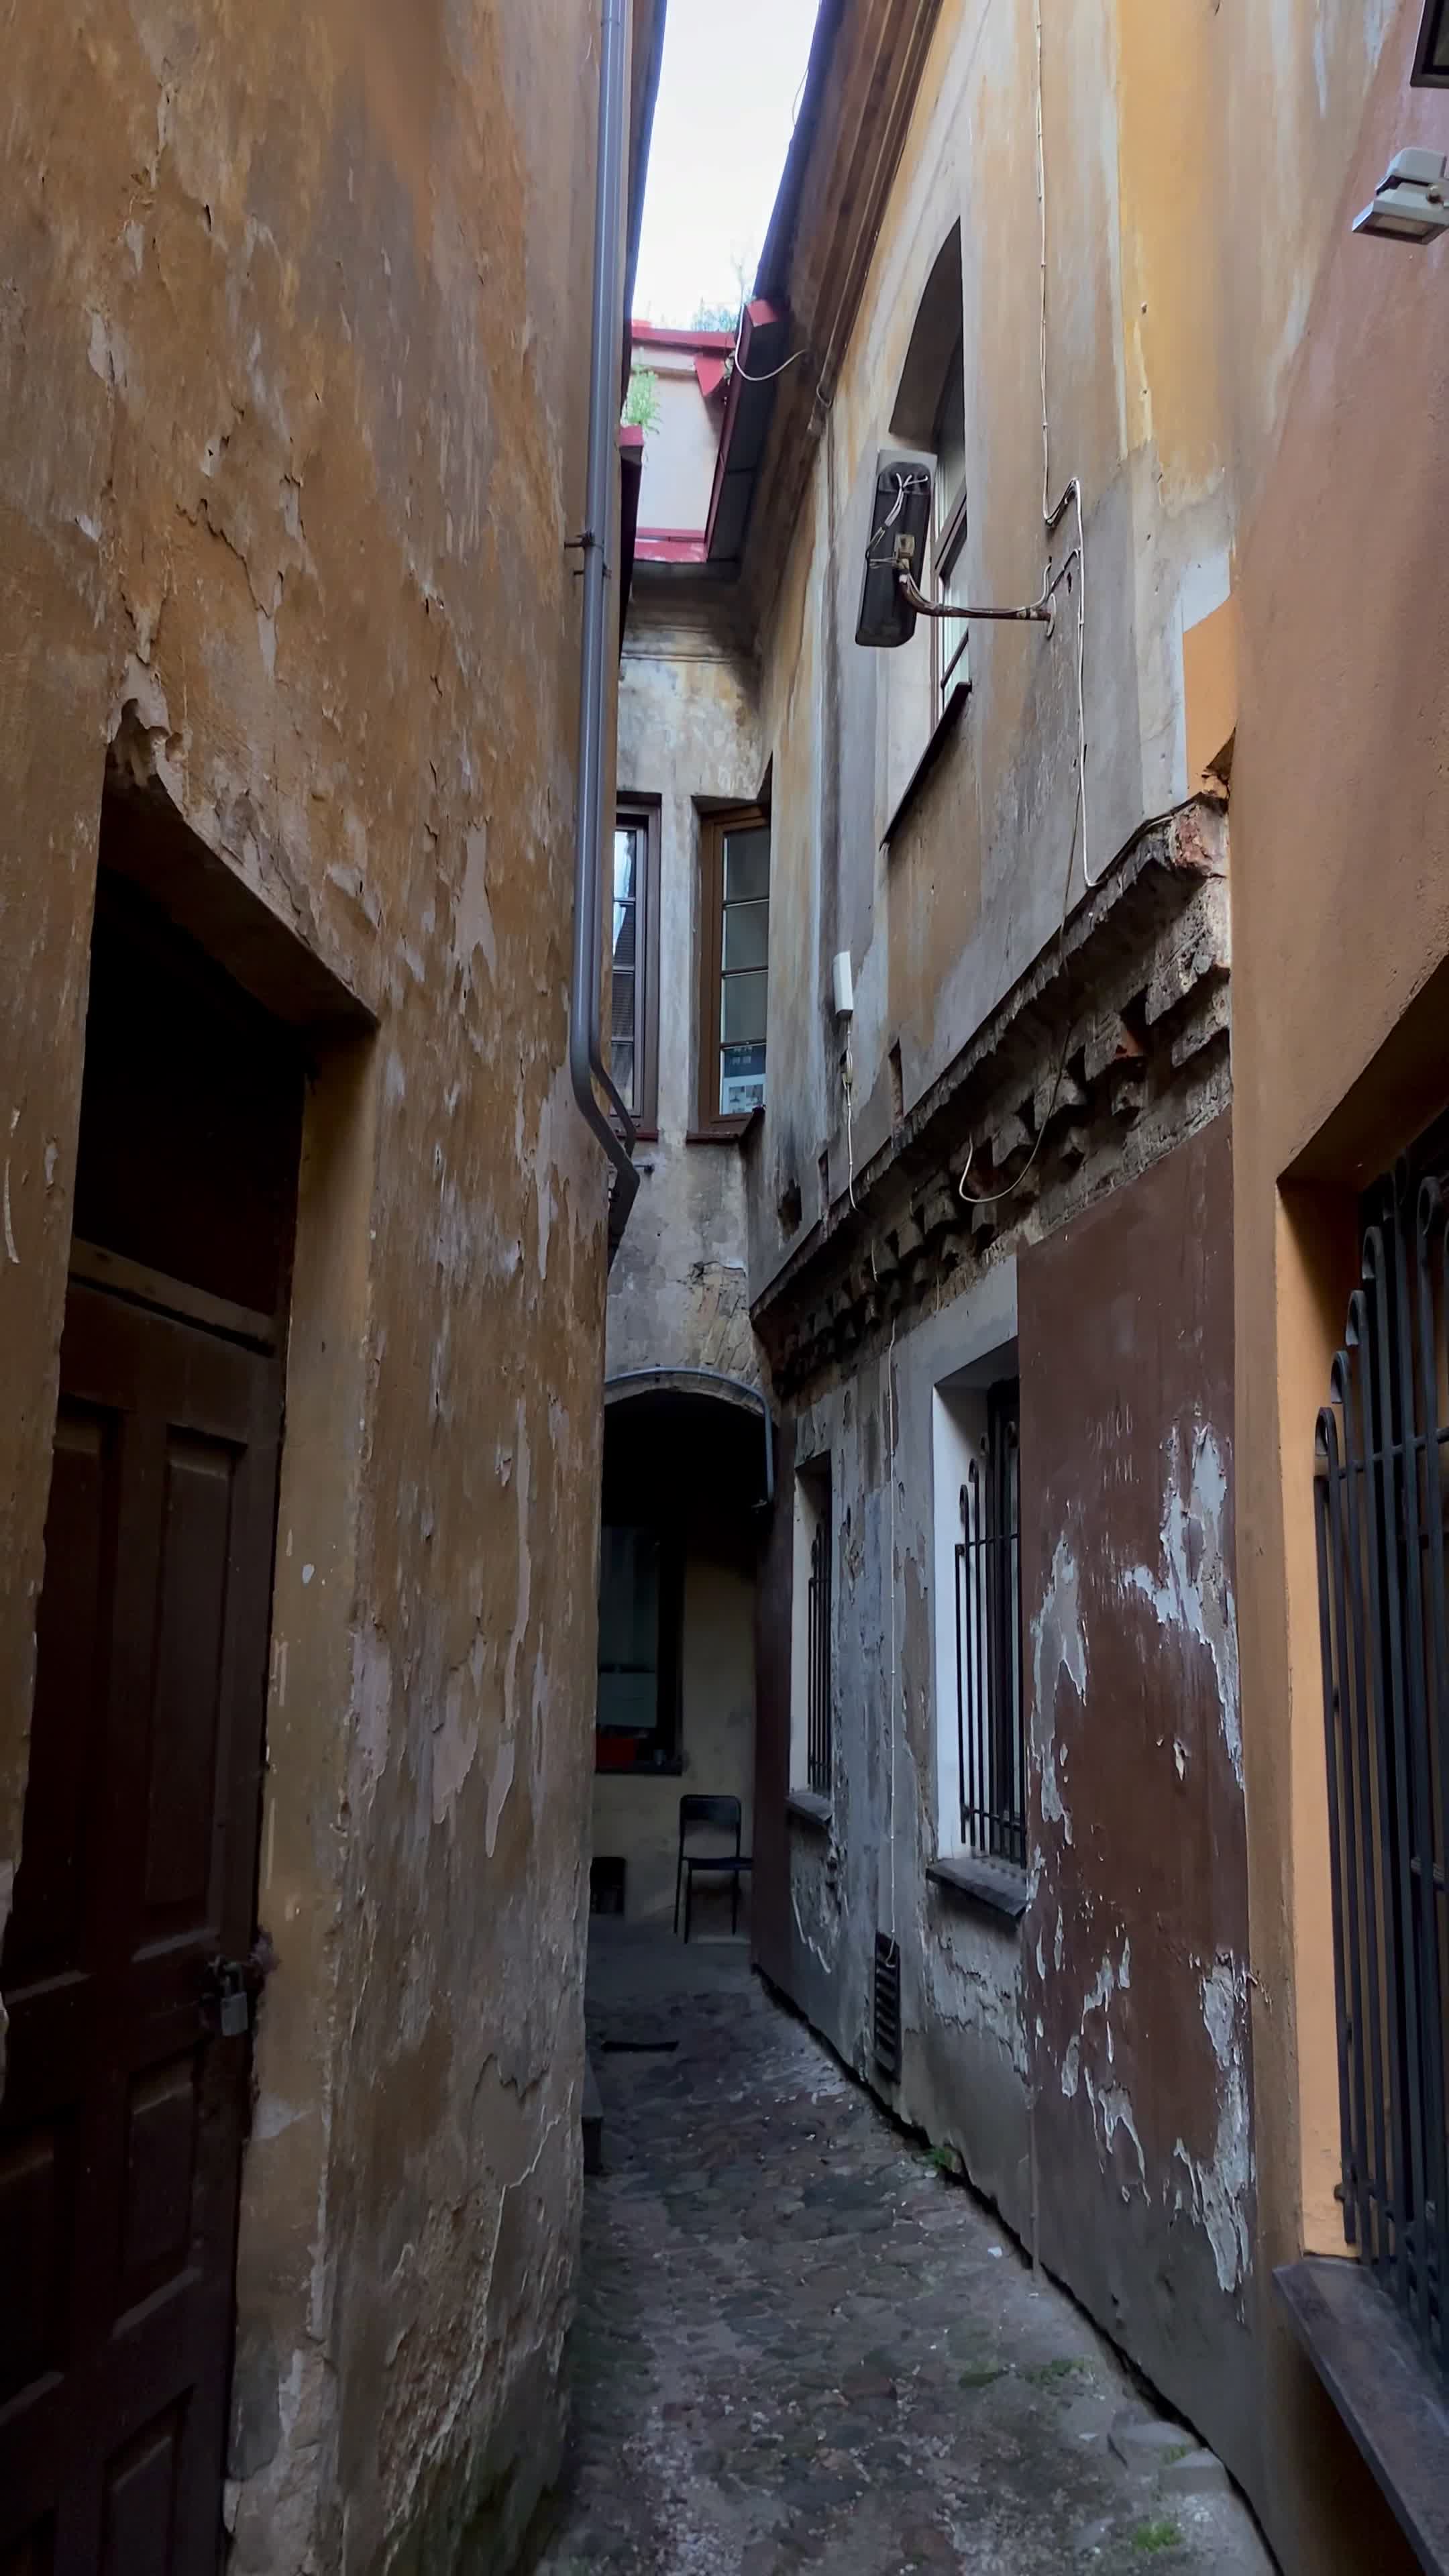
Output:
[635, 530, 710, 565]
[631, 322, 738, 354]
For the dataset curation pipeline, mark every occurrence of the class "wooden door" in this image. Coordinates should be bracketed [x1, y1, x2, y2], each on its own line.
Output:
[0, 1279, 283, 2574]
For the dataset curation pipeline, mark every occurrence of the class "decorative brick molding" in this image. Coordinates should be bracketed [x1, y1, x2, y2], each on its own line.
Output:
[752, 801, 1231, 1400]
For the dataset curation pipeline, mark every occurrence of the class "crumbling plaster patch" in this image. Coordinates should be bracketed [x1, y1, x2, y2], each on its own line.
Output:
[1173, 1960, 1253, 2296]
[1126, 1424, 1241, 1785]
[1031, 1536, 1085, 1848]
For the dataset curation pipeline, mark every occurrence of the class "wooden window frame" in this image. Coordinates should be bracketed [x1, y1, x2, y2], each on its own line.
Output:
[612, 800, 661, 1140]
[694, 803, 770, 1141]
[930, 339, 970, 718]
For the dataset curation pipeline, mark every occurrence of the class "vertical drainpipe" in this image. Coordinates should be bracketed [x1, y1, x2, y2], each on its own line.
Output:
[570, 0, 640, 1256]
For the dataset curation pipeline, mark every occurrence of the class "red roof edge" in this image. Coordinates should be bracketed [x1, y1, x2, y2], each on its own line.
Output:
[631, 321, 738, 353]
[636, 531, 710, 565]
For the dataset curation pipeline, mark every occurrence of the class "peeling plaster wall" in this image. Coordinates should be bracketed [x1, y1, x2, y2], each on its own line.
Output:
[0, 5, 649, 2567]
[756, 1124, 1254, 2487]
[745, 0, 1403, 1313]
[1018, 1115, 1256, 2490]
[747, 0, 1243, 1301]
[735, 3, 1428, 2569]
[756, 1256, 1032, 2230]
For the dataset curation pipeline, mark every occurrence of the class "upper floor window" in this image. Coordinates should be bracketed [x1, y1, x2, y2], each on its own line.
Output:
[612, 803, 660, 1134]
[930, 341, 970, 714]
[697, 807, 770, 1132]
[892, 223, 969, 724]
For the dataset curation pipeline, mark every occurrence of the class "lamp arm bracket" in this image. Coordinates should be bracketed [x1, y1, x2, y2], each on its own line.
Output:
[898, 570, 1054, 628]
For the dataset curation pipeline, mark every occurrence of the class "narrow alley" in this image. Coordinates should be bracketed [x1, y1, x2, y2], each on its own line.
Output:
[539, 1932, 1275, 2576]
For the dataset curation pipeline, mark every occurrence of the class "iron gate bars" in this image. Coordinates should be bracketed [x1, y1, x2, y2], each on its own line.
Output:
[1315, 1154, 1449, 2380]
[807, 1507, 833, 1799]
[956, 1382, 1026, 1865]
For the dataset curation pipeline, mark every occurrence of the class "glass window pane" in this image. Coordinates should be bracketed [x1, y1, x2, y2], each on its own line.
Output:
[611, 967, 635, 1044]
[597, 1525, 659, 1731]
[934, 341, 967, 533]
[720, 1042, 766, 1116]
[612, 898, 637, 973]
[613, 828, 638, 905]
[610, 1038, 636, 1110]
[724, 827, 771, 903]
[722, 968, 767, 1044]
[722, 899, 768, 972]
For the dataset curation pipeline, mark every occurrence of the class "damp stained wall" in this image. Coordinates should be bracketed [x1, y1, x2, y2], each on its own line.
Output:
[0, 2, 660, 2567]
[730, 3, 1428, 2565]
[742, 0, 1403, 1310]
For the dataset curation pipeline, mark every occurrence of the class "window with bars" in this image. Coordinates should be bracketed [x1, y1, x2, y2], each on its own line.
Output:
[1315, 1121, 1449, 2378]
[792, 1460, 833, 1804]
[953, 1381, 1024, 1866]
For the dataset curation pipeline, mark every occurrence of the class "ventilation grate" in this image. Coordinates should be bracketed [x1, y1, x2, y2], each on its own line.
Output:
[873, 1933, 902, 2082]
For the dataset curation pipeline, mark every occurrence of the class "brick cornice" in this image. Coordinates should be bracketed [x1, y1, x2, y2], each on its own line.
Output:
[749, 803, 1233, 1401]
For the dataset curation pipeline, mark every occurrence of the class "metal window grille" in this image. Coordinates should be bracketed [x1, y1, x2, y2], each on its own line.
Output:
[956, 1382, 1025, 1866]
[807, 1503, 833, 1799]
[1315, 1132, 1449, 2377]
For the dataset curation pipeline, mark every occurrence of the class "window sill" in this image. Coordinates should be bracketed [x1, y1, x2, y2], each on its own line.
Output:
[686, 1118, 752, 1146]
[1275, 2257, 1449, 2571]
[594, 1749, 685, 1779]
[881, 680, 971, 851]
[787, 1789, 833, 1831]
[927, 1856, 1029, 1923]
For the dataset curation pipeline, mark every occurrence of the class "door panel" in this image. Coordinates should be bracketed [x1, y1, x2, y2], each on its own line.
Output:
[0, 1282, 283, 2574]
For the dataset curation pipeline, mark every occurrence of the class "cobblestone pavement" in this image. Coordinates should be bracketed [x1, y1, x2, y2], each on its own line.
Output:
[536, 1927, 1275, 2576]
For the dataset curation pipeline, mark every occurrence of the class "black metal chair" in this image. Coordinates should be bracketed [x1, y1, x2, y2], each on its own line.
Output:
[674, 1794, 752, 1941]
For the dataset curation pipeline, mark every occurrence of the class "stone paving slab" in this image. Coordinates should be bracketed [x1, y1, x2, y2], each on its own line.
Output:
[533, 1929, 1275, 2576]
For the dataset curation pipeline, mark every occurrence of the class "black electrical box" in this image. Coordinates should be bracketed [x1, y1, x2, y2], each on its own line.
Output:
[855, 448, 934, 650]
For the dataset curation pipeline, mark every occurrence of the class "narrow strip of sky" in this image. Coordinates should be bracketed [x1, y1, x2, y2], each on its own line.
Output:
[633, 0, 822, 327]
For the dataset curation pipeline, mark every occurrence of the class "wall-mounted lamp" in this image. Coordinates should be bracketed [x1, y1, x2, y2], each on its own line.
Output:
[1415, 0, 1449, 85]
[1354, 148, 1449, 245]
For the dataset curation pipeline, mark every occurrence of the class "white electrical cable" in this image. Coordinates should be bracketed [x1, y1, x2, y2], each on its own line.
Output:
[845, 1038, 859, 1212]
[886, 1318, 898, 1949]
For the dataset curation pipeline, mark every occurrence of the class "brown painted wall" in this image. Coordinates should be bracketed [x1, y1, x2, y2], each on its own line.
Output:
[1232, 10, 1449, 2573]
[1018, 1115, 1256, 2483]
[0, 4, 654, 2567]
